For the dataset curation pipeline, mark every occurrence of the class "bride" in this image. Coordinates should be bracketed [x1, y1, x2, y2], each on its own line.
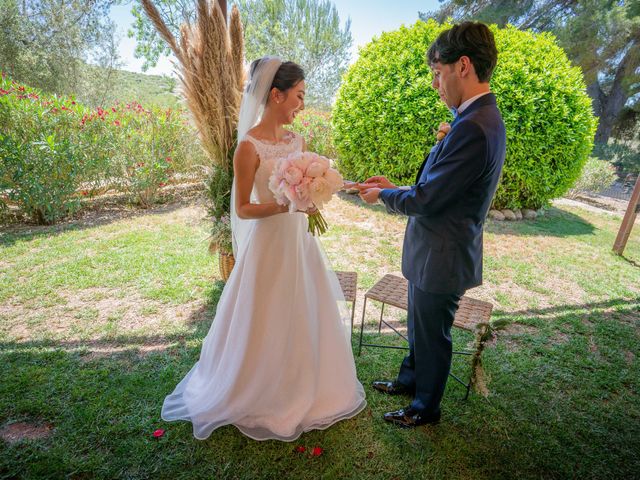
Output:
[161, 56, 367, 442]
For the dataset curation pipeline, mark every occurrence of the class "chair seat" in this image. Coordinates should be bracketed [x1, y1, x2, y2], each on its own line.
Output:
[358, 274, 494, 399]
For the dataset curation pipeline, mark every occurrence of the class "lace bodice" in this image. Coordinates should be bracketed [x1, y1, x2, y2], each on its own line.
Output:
[243, 131, 304, 203]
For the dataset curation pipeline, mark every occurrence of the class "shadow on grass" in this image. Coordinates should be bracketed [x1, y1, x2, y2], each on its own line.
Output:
[486, 206, 595, 237]
[619, 255, 640, 268]
[492, 296, 640, 320]
[0, 279, 225, 358]
[1, 295, 639, 478]
[336, 193, 596, 238]
[0, 198, 203, 247]
[336, 191, 389, 215]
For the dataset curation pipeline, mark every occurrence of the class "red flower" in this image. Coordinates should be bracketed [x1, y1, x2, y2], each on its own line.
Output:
[159, 182, 166, 187]
[0, 89, 9, 95]
[152, 429, 165, 438]
[294, 446, 306, 453]
[81, 190, 88, 196]
[114, 120, 121, 126]
[166, 157, 172, 162]
[71, 101, 76, 105]
[18, 86, 25, 92]
[111, 107, 117, 113]
[311, 447, 323, 457]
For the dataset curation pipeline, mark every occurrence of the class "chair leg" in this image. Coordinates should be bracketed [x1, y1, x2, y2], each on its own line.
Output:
[463, 382, 471, 401]
[350, 300, 356, 331]
[358, 297, 368, 356]
[378, 302, 385, 333]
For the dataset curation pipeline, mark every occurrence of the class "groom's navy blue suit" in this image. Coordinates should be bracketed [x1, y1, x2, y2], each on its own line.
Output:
[379, 93, 506, 414]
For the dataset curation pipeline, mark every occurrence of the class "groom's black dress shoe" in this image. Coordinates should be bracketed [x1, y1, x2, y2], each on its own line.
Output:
[372, 380, 413, 396]
[383, 406, 441, 428]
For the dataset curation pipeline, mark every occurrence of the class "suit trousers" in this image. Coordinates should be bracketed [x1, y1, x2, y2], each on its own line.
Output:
[396, 283, 462, 414]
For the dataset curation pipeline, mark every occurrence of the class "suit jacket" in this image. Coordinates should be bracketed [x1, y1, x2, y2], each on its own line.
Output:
[379, 93, 506, 294]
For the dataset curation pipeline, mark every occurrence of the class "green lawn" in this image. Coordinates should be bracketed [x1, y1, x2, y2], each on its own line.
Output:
[0, 196, 638, 479]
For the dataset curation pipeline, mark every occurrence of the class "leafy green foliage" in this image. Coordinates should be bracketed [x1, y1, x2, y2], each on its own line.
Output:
[0, 0, 123, 100]
[207, 162, 233, 252]
[332, 21, 598, 209]
[0, 76, 206, 223]
[566, 157, 617, 198]
[594, 117, 640, 175]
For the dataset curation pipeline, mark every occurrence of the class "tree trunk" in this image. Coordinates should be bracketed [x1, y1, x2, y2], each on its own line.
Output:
[594, 84, 628, 144]
[589, 40, 635, 145]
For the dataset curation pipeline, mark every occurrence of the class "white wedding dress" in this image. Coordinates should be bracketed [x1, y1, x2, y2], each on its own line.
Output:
[161, 131, 367, 441]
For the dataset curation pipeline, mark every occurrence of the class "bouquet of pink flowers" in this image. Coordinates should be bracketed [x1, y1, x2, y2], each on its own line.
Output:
[269, 151, 344, 235]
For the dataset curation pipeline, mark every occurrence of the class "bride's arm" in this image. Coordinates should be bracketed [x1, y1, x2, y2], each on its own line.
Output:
[234, 141, 288, 219]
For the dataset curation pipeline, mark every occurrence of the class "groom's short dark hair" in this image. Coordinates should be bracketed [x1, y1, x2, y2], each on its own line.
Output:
[427, 22, 498, 83]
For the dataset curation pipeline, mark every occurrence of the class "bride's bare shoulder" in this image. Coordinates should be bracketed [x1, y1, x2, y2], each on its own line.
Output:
[234, 137, 259, 162]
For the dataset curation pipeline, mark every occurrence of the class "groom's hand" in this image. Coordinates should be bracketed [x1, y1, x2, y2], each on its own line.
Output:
[359, 187, 382, 204]
[362, 176, 397, 190]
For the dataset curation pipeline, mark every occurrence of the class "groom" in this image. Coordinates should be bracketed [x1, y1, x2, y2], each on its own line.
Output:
[359, 21, 506, 427]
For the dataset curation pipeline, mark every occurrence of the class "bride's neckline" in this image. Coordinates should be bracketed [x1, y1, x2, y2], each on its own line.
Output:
[246, 130, 296, 146]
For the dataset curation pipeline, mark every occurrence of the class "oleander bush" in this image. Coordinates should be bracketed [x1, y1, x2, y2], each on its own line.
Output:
[0, 75, 206, 223]
[292, 108, 337, 160]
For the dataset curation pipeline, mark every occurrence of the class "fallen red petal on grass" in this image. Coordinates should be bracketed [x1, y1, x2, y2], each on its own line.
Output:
[294, 445, 306, 453]
[311, 447, 323, 457]
[152, 429, 165, 438]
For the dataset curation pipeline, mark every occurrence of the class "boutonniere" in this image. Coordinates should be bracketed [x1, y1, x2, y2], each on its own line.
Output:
[436, 122, 452, 142]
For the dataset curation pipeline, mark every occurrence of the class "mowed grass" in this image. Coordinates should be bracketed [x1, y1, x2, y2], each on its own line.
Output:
[0, 195, 638, 479]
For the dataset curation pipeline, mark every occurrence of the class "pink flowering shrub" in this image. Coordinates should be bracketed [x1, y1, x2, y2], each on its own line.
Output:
[291, 109, 337, 160]
[0, 74, 206, 222]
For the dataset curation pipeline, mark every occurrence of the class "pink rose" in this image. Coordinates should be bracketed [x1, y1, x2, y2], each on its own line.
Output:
[307, 160, 329, 178]
[284, 166, 303, 185]
[309, 177, 333, 208]
[295, 177, 312, 203]
[323, 168, 344, 191]
[291, 153, 312, 173]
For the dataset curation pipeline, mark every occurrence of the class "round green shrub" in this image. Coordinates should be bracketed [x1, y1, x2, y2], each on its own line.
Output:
[332, 20, 597, 209]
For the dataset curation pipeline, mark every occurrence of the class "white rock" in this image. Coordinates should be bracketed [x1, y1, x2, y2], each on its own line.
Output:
[488, 209, 505, 221]
[501, 209, 517, 221]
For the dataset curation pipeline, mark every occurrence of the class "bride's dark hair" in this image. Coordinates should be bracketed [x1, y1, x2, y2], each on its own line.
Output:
[249, 58, 305, 92]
